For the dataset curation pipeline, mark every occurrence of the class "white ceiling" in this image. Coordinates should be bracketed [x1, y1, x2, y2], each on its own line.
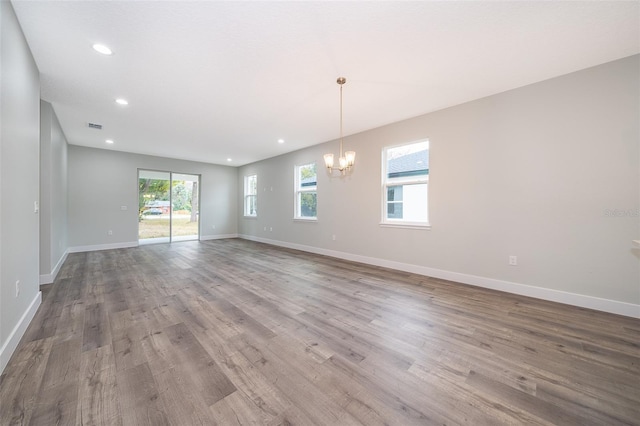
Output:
[11, 1, 639, 167]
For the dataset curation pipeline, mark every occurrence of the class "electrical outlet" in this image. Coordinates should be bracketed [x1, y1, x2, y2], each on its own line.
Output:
[332, 234, 336, 241]
[269, 227, 273, 232]
[121, 205, 127, 210]
[263, 226, 267, 231]
[15, 280, 20, 297]
[108, 230, 113, 236]
[509, 255, 517, 266]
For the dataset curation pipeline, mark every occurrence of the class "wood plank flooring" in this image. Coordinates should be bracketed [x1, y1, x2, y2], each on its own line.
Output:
[1, 238, 639, 425]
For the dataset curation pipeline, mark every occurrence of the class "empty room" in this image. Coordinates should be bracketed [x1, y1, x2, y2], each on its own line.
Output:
[1, 1, 639, 425]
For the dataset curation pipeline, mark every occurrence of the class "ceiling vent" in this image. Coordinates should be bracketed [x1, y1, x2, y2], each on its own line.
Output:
[88, 122, 102, 130]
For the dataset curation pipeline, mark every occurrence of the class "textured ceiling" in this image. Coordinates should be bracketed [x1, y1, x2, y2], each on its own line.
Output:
[11, 1, 640, 166]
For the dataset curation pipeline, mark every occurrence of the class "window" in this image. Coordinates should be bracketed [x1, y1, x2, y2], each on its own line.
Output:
[295, 163, 317, 220]
[382, 140, 429, 226]
[244, 174, 257, 216]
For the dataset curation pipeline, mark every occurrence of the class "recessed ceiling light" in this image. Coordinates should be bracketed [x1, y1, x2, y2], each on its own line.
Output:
[226, 158, 232, 162]
[92, 44, 113, 55]
[278, 139, 285, 144]
[105, 139, 114, 144]
[115, 98, 128, 106]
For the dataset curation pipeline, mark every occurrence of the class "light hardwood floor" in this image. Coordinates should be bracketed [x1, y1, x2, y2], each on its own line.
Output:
[1, 239, 639, 425]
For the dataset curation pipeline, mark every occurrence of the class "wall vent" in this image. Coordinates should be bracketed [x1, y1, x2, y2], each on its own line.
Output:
[88, 122, 103, 130]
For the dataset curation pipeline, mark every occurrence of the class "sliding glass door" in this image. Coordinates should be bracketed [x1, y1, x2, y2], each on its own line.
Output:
[138, 170, 171, 243]
[170, 173, 199, 242]
[138, 170, 200, 244]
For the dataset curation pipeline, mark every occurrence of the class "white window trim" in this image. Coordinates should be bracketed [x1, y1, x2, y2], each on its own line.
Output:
[381, 140, 430, 227]
[379, 221, 431, 230]
[293, 217, 318, 223]
[294, 163, 318, 221]
[244, 174, 257, 217]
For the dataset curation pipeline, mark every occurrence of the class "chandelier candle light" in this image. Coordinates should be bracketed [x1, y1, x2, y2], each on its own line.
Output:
[324, 77, 356, 174]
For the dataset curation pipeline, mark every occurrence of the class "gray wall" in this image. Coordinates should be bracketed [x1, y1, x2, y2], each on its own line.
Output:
[40, 100, 68, 281]
[68, 146, 238, 248]
[0, 1, 41, 368]
[239, 55, 640, 310]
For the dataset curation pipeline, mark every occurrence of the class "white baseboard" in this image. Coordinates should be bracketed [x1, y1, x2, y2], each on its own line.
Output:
[68, 241, 139, 253]
[200, 233, 239, 241]
[39, 249, 70, 285]
[238, 234, 640, 319]
[0, 291, 42, 375]
[67, 235, 240, 252]
[68, 236, 239, 253]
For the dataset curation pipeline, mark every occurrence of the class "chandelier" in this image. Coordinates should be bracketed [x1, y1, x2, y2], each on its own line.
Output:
[324, 77, 355, 174]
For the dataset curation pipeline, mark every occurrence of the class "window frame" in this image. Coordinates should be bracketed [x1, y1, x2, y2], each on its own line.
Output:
[381, 140, 430, 228]
[244, 174, 257, 217]
[294, 162, 318, 221]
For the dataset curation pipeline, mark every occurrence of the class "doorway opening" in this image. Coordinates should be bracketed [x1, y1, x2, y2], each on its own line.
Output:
[138, 170, 200, 244]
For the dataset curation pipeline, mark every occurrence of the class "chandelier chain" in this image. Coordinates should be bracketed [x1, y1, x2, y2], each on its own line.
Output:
[339, 81, 344, 157]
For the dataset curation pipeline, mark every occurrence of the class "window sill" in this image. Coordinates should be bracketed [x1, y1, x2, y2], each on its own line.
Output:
[380, 221, 431, 230]
[243, 215, 258, 219]
[293, 217, 318, 222]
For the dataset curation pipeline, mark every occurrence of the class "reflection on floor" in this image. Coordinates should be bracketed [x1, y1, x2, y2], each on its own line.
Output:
[138, 235, 198, 245]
